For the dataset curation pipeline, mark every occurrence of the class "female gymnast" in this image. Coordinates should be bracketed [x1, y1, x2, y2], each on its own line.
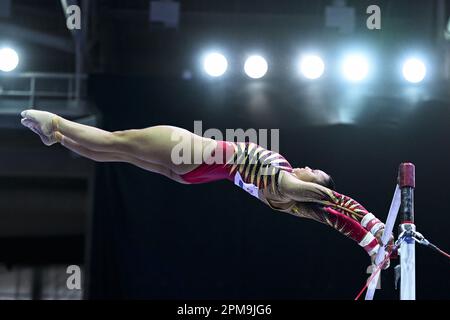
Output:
[20, 109, 392, 266]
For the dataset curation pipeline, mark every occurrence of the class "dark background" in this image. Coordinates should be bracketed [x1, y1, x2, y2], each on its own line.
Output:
[0, 0, 449, 299]
[87, 75, 450, 299]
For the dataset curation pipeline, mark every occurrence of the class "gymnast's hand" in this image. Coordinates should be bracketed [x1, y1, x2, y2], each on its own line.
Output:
[371, 228, 395, 270]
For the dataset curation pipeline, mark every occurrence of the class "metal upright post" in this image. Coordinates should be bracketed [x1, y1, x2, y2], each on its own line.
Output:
[398, 163, 416, 300]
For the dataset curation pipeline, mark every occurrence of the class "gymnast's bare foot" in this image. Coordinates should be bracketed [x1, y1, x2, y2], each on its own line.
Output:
[20, 109, 61, 146]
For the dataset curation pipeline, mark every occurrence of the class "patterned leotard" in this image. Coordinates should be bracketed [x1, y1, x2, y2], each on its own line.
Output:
[180, 141, 292, 193]
[180, 141, 383, 256]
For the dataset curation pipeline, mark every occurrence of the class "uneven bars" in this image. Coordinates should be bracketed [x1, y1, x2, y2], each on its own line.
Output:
[365, 163, 415, 300]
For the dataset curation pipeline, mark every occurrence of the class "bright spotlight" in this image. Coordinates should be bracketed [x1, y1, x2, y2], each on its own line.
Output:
[0, 48, 19, 72]
[300, 55, 325, 79]
[244, 55, 268, 79]
[402, 58, 426, 83]
[203, 52, 228, 77]
[342, 54, 369, 81]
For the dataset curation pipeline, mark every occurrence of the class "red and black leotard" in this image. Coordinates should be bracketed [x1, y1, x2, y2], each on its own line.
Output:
[180, 141, 293, 190]
[180, 141, 382, 256]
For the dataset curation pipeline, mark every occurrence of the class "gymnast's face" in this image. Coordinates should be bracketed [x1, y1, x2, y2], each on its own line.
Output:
[293, 167, 331, 187]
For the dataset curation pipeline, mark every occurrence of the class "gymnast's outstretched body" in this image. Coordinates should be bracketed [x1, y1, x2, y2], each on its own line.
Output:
[20, 109, 392, 266]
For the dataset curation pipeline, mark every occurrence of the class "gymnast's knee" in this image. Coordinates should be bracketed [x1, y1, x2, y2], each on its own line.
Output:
[109, 130, 136, 153]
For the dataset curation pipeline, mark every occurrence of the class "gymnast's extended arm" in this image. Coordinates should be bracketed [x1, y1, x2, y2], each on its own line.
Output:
[278, 171, 391, 260]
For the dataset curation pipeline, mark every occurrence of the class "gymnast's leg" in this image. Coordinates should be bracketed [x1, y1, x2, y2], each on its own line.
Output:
[55, 132, 184, 181]
[20, 109, 215, 175]
[21, 110, 120, 152]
